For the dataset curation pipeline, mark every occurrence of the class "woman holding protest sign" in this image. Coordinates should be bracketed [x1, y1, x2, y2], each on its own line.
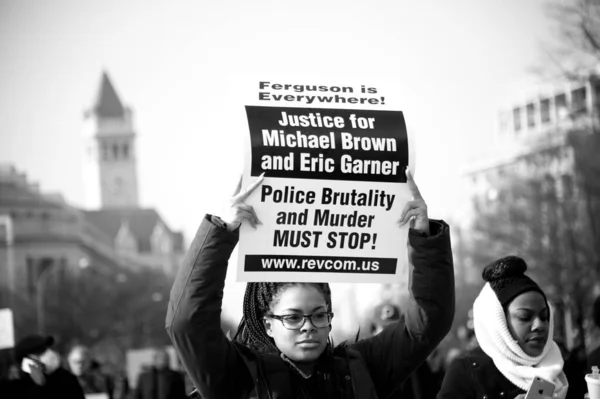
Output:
[437, 256, 568, 399]
[166, 169, 454, 399]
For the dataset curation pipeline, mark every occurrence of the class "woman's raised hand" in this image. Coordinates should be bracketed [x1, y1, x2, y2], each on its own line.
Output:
[222, 173, 265, 231]
[398, 168, 430, 235]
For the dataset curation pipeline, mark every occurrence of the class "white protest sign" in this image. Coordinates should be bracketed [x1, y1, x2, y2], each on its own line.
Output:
[0, 308, 15, 350]
[236, 79, 414, 284]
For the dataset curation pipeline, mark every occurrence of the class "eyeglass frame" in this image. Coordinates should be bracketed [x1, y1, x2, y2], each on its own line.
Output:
[265, 311, 334, 330]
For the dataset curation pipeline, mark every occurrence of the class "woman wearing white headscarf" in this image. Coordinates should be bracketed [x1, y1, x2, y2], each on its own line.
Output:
[437, 256, 568, 399]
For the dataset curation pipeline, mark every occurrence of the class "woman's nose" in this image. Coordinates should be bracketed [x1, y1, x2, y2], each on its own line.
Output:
[531, 317, 547, 331]
[300, 317, 317, 332]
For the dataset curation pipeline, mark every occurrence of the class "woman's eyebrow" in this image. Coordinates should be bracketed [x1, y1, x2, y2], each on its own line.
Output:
[514, 307, 547, 312]
[281, 305, 326, 313]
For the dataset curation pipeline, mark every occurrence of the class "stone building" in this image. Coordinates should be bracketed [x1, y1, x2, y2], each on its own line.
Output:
[465, 74, 600, 206]
[0, 164, 130, 332]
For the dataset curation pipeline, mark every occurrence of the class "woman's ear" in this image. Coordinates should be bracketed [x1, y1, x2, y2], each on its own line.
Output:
[264, 317, 274, 337]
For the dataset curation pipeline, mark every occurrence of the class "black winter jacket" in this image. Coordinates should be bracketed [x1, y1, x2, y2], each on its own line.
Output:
[166, 215, 455, 399]
[437, 347, 524, 399]
[1, 368, 85, 399]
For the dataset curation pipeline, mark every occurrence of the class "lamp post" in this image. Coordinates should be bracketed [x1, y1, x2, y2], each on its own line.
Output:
[36, 256, 90, 335]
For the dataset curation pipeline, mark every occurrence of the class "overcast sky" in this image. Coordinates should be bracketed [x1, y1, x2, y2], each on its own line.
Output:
[0, 0, 556, 241]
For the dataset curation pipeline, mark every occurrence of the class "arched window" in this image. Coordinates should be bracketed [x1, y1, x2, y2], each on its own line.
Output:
[112, 144, 119, 160]
[122, 143, 129, 160]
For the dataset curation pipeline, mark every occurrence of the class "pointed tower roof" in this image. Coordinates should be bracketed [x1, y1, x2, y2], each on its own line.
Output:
[91, 71, 125, 118]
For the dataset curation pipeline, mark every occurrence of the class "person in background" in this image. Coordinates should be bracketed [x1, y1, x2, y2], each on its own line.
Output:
[444, 316, 479, 372]
[365, 301, 444, 399]
[438, 256, 568, 399]
[68, 345, 116, 399]
[369, 302, 402, 336]
[1, 334, 84, 399]
[588, 295, 600, 369]
[134, 347, 186, 399]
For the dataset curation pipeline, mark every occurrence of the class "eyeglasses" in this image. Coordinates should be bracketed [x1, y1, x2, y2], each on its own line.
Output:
[267, 311, 334, 330]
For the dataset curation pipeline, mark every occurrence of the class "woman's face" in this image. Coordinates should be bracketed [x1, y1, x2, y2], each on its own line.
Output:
[265, 285, 331, 366]
[506, 291, 549, 356]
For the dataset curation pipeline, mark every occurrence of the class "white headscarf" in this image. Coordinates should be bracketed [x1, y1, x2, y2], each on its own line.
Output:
[473, 284, 569, 398]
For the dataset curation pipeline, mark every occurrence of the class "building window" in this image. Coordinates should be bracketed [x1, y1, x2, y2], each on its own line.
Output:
[122, 143, 129, 160]
[102, 143, 110, 161]
[513, 107, 522, 132]
[555, 93, 567, 120]
[571, 87, 587, 114]
[540, 99, 551, 123]
[112, 144, 119, 160]
[526, 103, 536, 128]
[594, 80, 600, 109]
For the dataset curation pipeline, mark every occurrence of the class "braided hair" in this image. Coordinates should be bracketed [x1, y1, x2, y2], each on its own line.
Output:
[233, 282, 333, 353]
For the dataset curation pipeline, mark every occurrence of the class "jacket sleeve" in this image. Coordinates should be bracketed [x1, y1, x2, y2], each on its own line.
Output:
[165, 215, 250, 398]
[350, 220, 455, 398]
[437, 358, 475, 399]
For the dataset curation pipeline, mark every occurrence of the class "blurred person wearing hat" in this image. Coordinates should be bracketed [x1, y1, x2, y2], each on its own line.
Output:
[1, 334, 84, 399]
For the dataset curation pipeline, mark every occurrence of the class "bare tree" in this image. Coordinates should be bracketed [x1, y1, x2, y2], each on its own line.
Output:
[538, 0, 600, 79]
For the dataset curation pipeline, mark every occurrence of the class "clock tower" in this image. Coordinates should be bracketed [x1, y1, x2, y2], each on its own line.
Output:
[82, 71, 140, 209]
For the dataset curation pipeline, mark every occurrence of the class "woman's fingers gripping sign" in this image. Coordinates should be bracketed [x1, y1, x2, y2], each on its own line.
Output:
[398, 168, 430, 235]
[223, 173, 265, 231]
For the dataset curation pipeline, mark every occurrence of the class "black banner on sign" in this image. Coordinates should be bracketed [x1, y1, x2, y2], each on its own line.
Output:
[244, 254, 397, 274]
[245, 106, 408, 183]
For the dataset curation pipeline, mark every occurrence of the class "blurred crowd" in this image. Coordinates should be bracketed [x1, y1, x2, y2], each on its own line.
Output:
[0, 340, 189, 399]
[0, 290, 598, 399]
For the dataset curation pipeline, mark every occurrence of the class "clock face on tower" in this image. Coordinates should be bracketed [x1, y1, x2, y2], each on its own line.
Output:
[100, 173, 135, 207]
[110, 177, 125, 197]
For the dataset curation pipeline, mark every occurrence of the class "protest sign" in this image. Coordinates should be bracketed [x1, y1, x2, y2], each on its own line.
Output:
[0, 308, 15, 350]
[237, 80, 413, 284]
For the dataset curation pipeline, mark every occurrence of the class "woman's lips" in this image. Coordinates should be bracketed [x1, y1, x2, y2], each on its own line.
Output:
[297, 339, 320, 348]
[526, 336, 546, 344]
